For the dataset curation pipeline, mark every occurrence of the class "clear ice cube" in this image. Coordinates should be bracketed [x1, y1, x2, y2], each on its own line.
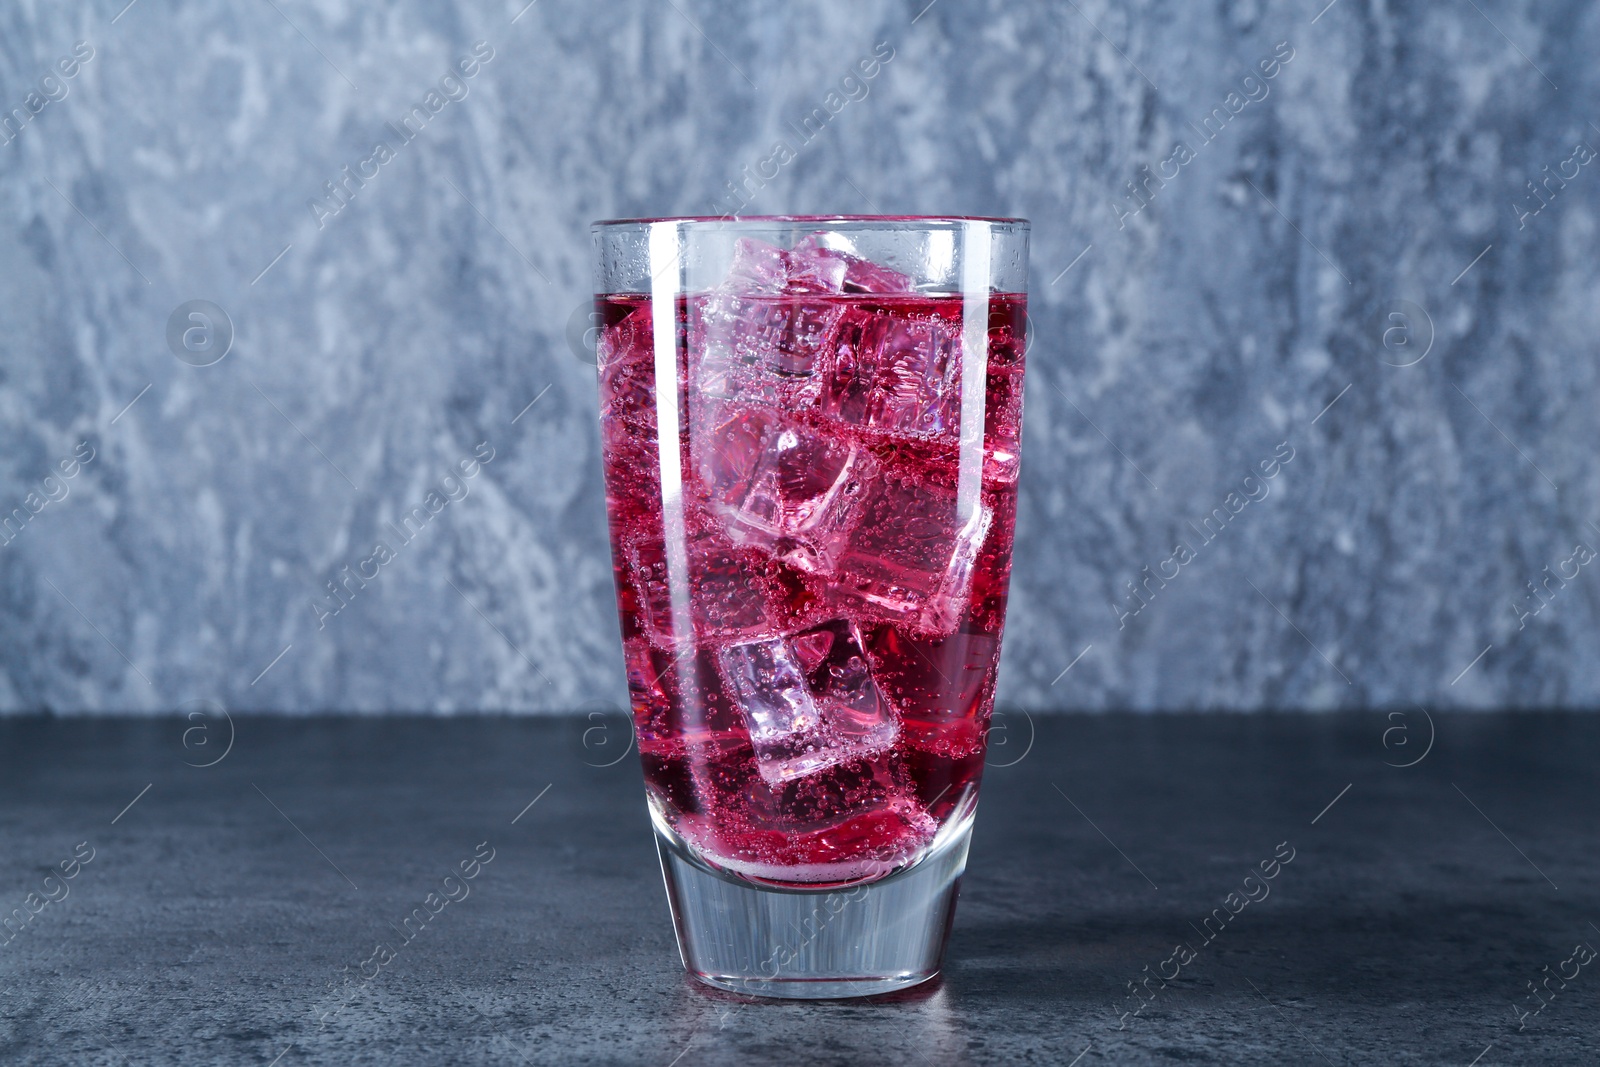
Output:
[723, 237, 790, 293]
[691, 235, 922, 416]
[690, 400, 865, 574]
[718, 635, 819, 741]
[692, 238, 849, 409]
[824, 311, 964, 438]
[718, 620, 898, 785]
[836, 471, 992, 634]
[797, 619, 900, 751]
[790, 234, 916, 294]
[693, 298, 839, 408]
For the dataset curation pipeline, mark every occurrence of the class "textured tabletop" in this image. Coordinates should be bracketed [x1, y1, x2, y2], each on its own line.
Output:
[1, 713, 1596, 1065]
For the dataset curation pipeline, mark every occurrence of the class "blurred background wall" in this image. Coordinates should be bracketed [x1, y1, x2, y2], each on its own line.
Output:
[1, 0, 1596, 713]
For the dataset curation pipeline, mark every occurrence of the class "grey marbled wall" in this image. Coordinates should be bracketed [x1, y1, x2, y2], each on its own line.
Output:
[1, 0, 1597, 712]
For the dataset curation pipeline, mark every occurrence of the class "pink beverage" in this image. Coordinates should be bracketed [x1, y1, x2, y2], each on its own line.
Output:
[597, 233, 1025, 887]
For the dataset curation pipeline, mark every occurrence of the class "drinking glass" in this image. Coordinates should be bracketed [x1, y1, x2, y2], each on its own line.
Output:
[591, 215, 1029, 998]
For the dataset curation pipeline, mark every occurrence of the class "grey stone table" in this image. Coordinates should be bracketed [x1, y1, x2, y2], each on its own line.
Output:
[1, 713, 1596, 1065]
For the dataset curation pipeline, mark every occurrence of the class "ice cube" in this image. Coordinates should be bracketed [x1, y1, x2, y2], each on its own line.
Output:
[692, 296, 837, 408]
[784, 241, 849, 293]
[691, 397, 770, 505]
[809, 284, 1022, 484]
[835, 471, 992, 634]
[824, 310, 964, 439]
[690, 237, 846, 408]
[792, 628, 833, 674]
[689, 235, 916, 415]
[690, 400, 866, 574]
[629, 532, 774, 650]
[790, 233, 916, 294]
[718, 620, 898, 785]
[796, 619, 899, 753]
[723, 237, 790, 293]
[717, 636, 827, 784]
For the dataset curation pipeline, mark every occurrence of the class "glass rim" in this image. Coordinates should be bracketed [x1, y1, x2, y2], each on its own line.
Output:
[592, 214, 1029, 229]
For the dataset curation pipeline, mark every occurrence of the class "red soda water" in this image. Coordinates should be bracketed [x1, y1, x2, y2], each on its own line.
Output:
[597, 236, 1024, 886]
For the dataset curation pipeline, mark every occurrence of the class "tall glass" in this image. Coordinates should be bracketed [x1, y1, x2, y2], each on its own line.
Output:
[592, 216, 1029, 998]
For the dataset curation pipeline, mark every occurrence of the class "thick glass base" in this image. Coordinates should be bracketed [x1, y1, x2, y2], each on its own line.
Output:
[653, 810, 972, 1000]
